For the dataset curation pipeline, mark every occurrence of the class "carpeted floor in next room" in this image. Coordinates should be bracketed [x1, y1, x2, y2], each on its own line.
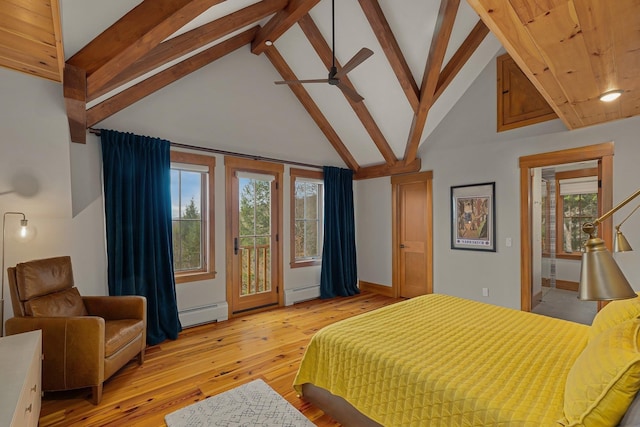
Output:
[532, 287, 597, 325]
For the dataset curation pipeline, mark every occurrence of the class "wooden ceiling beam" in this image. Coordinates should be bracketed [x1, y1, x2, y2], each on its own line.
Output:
[354, 159, 421, 180]
[264, 45, 360, 171]
[86, 27, 258, 128]
[403, 0, 460, 165]
[298, 14, 398, 166]
[433, 20, 489, 104]
[67, 0, 226, 97]
[358, 0, 420, 112]
[251, 0, 320, 55]
[64, 63, 87, 144]
[88, 0, 287, 101]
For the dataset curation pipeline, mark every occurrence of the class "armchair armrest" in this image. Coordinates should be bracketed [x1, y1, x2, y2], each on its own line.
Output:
[83, 295, 146, 321]
[5, 316, 105, 391]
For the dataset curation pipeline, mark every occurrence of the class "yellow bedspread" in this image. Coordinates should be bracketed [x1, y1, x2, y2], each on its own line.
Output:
[294, 294, 589, 426]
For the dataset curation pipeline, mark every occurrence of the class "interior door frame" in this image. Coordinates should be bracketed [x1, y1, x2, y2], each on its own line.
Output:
[391, 171, 433, 298]
[519, 142, 614, 312]
[224, 156, 284, 318]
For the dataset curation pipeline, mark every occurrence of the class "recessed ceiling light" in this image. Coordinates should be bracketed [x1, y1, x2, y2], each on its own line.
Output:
[599, 90, 623, 102]
[265, 40, 273, 46]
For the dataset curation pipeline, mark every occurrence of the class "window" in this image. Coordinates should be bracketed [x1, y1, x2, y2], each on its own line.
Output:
[290, 168, 324, 267]
[555, 168, 599, 258]
[170, 151, 215, 283]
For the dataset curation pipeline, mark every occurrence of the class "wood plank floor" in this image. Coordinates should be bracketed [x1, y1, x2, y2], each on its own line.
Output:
[39, 291, 402, 426]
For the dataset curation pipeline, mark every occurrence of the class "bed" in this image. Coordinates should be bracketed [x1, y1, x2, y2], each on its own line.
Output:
[294, 294, 640, 426]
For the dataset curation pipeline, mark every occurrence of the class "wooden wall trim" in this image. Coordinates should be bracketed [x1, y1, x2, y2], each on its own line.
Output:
[359, 280, 395, 298]
[519, 143, 614, 312]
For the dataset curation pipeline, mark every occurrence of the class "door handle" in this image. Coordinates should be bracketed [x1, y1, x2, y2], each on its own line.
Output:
[400, 244, 405, 248]
[234, 237, 239, 255]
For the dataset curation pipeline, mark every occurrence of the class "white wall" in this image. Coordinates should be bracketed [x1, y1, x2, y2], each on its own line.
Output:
[0, 68, 109, 322]
[355, 177, 393, 286]
[355, 53, 640, 310]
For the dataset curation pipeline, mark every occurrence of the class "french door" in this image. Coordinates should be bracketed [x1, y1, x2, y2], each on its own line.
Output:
[225, 157, 283, 316]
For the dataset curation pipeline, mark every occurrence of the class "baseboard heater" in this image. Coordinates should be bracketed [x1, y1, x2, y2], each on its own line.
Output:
[178, 302, 229, 328]
[285, 285, 320, 306]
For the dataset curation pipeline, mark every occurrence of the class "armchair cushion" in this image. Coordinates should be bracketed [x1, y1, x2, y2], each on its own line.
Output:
[105, 319, 145, 357]
[25, 287, 88, 317]
[15, 256, 74, 300]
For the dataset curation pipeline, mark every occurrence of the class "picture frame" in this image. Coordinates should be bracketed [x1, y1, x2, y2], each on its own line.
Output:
[451, 182, 496, 252]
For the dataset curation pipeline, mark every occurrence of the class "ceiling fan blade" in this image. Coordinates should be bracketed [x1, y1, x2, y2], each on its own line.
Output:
[334, 47, 373, 79]
[274, 79, 329, 85]
[336, 81, 364, 103]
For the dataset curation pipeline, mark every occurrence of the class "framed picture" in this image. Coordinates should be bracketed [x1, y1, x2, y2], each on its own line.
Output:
[451, 182, 496, 251]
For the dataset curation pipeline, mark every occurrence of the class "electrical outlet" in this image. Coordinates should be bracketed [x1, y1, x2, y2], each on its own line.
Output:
[482, 288, 489, 297]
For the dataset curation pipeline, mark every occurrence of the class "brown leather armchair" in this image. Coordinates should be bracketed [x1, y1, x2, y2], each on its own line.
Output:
[5, 256, 146, 405]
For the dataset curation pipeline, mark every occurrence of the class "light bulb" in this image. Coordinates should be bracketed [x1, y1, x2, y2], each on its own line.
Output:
[14, 222, 36, 243]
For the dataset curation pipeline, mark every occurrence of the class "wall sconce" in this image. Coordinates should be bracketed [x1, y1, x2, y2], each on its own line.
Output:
[1, 211, 30, 336]
[579, 189, 640, 301]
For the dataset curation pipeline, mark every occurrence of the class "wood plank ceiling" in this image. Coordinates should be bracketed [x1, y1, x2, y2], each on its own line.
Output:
[467, 0, 640, 130]
[0, 0, 64, 82]
[1, 1, 639, 177]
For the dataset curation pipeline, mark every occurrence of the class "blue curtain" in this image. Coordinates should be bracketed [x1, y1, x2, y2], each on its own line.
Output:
[320, 166, 359, 298]
[100, 129, 182, 345]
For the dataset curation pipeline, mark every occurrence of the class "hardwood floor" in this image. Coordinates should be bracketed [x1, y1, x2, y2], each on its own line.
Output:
[39, 291, 402, 426]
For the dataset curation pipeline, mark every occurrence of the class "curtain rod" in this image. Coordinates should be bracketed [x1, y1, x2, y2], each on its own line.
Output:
[88, 128, 323, 170]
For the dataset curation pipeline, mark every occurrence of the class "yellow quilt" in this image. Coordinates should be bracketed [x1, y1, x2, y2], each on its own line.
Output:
[294, 294, 588, 426]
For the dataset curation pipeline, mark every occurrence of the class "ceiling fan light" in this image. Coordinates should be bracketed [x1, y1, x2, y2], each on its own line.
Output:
[599, 90, 623, 102]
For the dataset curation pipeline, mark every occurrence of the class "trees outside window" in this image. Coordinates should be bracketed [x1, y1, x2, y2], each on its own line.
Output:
[561, 193, 598, 253]
[554, 168, 599, 258]
[170, 151, 215, 283]
[290, 168, 323, 268]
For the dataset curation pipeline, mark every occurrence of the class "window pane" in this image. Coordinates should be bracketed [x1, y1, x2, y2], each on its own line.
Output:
[171, 170, 180, 219]
[582, 194, 598, 217]
[305, 183, 318, 220]
[295, 183, 305, 219]
[293, 176, 323, 263]
[180, 171, 201, 215]
[254, 180, 271, 236]
[171, 168, 205, 272]
[295, 221, 305, 258]
[305, 221, 319, 257]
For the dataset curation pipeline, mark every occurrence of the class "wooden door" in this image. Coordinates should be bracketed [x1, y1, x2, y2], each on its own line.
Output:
[392, 171, 433, 298]
[225, 157, 283, 316]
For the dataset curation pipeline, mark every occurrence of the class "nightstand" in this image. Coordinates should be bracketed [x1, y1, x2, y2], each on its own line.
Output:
[0, 330, 42, 427]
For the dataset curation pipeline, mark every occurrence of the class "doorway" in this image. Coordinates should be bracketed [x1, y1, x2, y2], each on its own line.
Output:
[519, 142, 614, 314]
[225, 157, 284, 316]
[392, 171, 433, 298]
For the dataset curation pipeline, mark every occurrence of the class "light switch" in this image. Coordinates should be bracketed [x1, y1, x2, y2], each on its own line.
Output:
[506, 237, 512, 247]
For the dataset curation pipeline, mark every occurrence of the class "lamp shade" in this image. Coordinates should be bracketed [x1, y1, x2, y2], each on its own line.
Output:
[578, 236, 637, 300]
[614, 230, 633, 252]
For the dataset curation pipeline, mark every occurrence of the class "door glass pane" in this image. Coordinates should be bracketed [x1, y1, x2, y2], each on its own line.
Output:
[239, 178, 272, 296]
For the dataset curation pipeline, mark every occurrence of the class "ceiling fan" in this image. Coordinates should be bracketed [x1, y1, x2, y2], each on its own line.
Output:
[274, 0, 373, 103]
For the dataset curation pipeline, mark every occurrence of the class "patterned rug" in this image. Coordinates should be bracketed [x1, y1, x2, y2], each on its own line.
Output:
[164, 379, 314, 427]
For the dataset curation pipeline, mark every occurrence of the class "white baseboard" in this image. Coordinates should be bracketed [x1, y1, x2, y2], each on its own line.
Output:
[179, 301, 229, 328]
[285, 285, 320, 306]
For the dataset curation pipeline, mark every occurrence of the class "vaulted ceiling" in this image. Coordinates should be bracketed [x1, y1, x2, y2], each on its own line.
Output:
[2, 0, 639, 178]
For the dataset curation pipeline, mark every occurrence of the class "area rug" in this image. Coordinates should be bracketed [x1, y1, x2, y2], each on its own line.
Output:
[164, 379, 314, 427]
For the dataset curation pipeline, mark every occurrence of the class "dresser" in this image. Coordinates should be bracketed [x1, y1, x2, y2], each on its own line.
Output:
[0, 330, 42, 427]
